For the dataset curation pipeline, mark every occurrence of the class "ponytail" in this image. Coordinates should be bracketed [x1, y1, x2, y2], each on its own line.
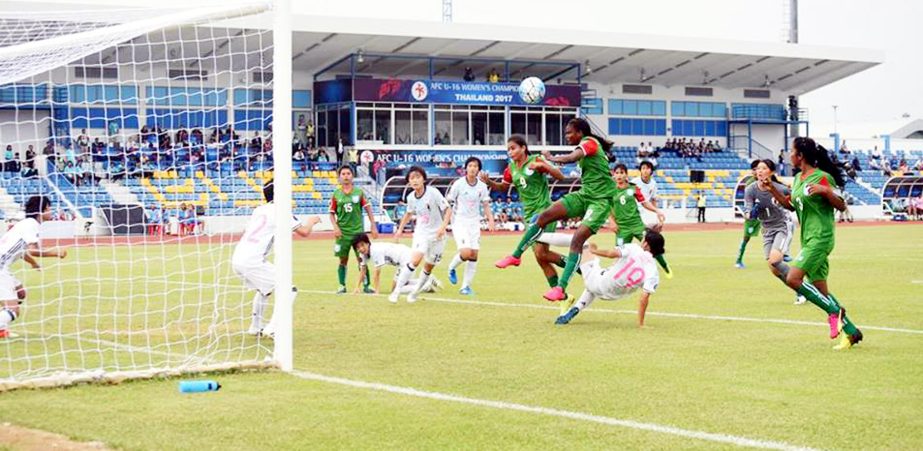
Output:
[793, 137, 846, 188]
[567, 118, 612, 153]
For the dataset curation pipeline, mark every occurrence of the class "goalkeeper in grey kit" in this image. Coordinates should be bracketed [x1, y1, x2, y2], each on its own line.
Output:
[744, 159, 804, 305]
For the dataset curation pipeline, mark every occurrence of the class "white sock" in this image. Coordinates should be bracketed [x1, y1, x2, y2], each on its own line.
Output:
[575, 290, 596, 311]
[462, 260, 477, 288]
[536, 232, 575, 248]
[250, 292, 269, 331]
[399, 279, 418, 294]
[265, 288, 297, 334]
[412, 271, 431, 295]
[448, 253, 463, 271]
[393, 263, 416, 295]
[0, 308, 16, 329]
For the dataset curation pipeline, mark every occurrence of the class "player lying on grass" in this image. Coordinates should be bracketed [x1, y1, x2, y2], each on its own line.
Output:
[352, 233, 442, 297]
[393, 166, 453, 304]
[764, 137, 863, 350]
[745, 159, 805, 305]
[480, 135, 567, 290]
[535, 229, 664, 327]
[0, 195, 68, 339]
[232, 180, 319, 338]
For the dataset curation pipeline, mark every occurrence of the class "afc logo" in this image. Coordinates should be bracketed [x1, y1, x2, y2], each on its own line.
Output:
[411, 81, 428, 101]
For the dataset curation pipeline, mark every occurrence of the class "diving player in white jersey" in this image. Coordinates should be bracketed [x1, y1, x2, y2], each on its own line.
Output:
[232, 181, 319, 337]
[536, 229, 665, 327]
[630, 161, 661, 231]
[393, 166, 453, 304]
[352, 233, 442, 296]
[0, 196, 68, 339]
[445, 157, 495, 295]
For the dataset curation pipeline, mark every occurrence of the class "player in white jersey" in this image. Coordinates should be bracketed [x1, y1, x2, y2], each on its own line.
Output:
[392, 166, 453, 304]
[0, 196, 68, 339]
[537, 229, 665, 327]
[232, 181, 319, 337]
[445, 157, 495, 295]
[352, 233, 442, 296]
[630, 161, 662, 231]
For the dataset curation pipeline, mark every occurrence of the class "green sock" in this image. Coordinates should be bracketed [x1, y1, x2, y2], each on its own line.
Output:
[654, 254, 671, 273]
[736, 237, 748, 263]
[512, 223, 543, 258]
[828, 293, 859, 335]
[796, 281, 841, 315]
[558, 252, 581, 290]
[546, 275, 559, 288]
[337, 265, 346, 286]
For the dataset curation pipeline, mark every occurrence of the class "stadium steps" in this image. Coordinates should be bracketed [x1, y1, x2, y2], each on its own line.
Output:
[100, 180, 141, 206]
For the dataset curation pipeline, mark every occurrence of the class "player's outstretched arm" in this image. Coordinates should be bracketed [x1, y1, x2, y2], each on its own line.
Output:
[395, 212, 412, 241]
[641, 201, 666, 225]
[542, 147, 585, 165]
[27, 243, 66, 259]
[364, 202, 379, 239]
[763, 180, 794, 211]
[23, 253, 41, 270]
[637, 291, 651, 328]
[588, 242, 623, 259]
[478, 171, 510, 192]
[295, 216, 321, 238]
[810, 184, 848, 212]
[529, 158, 565, 181]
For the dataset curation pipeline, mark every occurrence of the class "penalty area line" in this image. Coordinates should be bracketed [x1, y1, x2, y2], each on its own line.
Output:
[290, 369, 818, 451]
[302, 290, 923, 335]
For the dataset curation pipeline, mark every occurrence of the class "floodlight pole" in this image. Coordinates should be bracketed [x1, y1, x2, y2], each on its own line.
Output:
[273, 0, 294, 372]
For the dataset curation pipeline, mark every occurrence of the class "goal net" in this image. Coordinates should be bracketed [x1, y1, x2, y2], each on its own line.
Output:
[0, 2, 287, 390]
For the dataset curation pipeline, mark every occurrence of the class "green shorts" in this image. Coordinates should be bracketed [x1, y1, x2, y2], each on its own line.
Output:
[561, 191, 614, 233]
[334, 235, 358, 258]
[744, 219, 762, 238]
[616, 227, 645, 246]
[523, 207, 557, 233]
[792, 241, 833, 281]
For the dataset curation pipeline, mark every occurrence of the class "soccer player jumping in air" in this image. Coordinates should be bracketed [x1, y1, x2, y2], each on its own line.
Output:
[480, 135, 567, 290]
[764, 137, 863, 350]
[495, 118, 618, 302]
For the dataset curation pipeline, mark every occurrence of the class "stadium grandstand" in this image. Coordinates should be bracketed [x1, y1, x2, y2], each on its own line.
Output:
[2, 9, 910, 237]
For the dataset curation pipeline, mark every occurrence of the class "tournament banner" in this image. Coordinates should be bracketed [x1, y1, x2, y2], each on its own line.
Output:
[353, 79, 579, 107]
[368, 149, 509, 177]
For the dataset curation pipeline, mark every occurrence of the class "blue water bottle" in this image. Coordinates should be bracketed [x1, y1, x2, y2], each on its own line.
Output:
[179, 380, 221, 393]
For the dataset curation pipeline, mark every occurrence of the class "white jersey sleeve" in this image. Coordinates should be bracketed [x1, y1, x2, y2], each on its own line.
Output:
[232, 204, 287, 264]
[0, 218, 40, 271]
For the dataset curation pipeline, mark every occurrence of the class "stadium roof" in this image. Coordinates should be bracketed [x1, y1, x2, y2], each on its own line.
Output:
[279, 15, 883, 95]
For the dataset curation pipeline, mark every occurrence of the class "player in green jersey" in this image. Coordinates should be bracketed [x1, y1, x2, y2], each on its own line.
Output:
[495, 118, 617, 302]
[735, 160, 762, 269]
[764, 137, 863, 350]
[607, 163, 671, 277]
[480, 135, 567, 289]
[329, 165, 378, 294]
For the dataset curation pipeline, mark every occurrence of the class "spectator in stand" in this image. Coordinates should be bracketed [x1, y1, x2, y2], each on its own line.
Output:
[182, 204, 201, 235]
[9, 153, 20, 174]
[306, 120, 315, 148]
[487, 68, 500, 83]
[79, 157, 96, 185]
[146, 205, 162, 235]
[871, 146, 882, 161]
[705, 140, 715, 152]
[42, 139, 55, 164]
[2, 145, 12, 172]
[850, 154, 861, 172]
[898, 159, 910, 174]
[881, 156, 893, 176]
[348, 146, 359, 172]
[777, 149, 787, 176]
[463, 66, 475, 81]
[839, 140, 850, 156]
[318, 147, 329, 162]
[76, 129, 90, 154]
[295, 114, 308, 147]
[915, 158, 923, 171]
[696, 191, 707, 223]
[713, 140, 722, 152]
[63, 160, 79, 186]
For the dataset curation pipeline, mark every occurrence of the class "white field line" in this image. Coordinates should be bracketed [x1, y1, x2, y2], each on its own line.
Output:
[301, 290, 923, 335]
[290, 369, 819, 451]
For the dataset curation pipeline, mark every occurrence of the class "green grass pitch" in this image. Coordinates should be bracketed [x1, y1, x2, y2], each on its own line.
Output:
[1, 224, 922, 450]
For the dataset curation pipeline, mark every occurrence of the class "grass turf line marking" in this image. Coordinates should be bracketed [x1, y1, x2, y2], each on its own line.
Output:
[290, 369, 818, 451]
[301, 290, 923, 335]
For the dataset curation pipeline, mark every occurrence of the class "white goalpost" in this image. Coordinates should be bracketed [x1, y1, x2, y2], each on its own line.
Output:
[0, 0, 295, 390]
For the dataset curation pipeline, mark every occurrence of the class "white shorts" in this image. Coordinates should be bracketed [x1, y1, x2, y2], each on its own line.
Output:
[452, 221, 482, 250]
[639, 209, 659, 230]
[0, 270, 22, 301]
[411, 234, 447, 265]
[579, 259, 629, 301]
[233, 261, 275, 296]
